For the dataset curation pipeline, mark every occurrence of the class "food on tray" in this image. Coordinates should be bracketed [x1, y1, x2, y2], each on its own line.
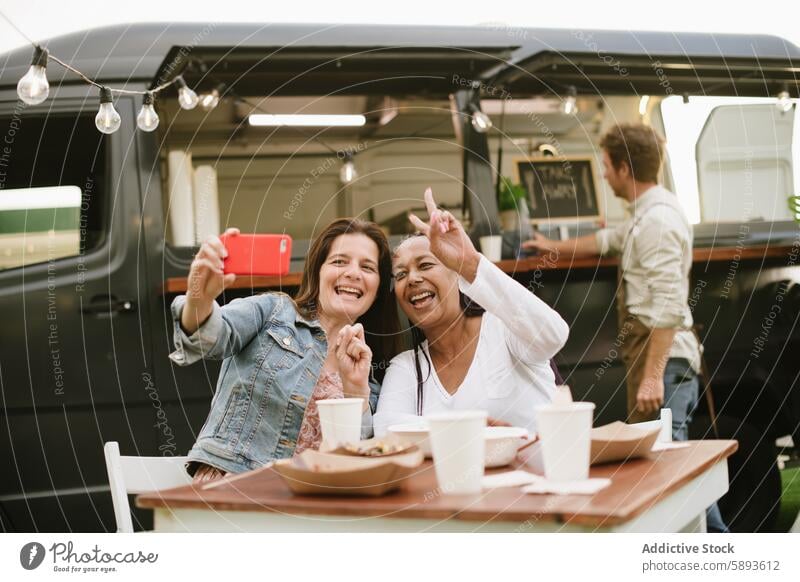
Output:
[343, 440, 409, 457]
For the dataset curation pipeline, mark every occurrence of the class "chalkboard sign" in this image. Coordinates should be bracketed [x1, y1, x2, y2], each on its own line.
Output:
[513, 156, 601, 223]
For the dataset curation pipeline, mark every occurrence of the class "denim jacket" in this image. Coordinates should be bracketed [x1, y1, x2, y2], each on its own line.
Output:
[169, 292, 379, 474]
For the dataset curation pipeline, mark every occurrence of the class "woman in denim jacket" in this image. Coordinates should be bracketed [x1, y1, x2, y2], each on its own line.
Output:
[169, 219, 401, 481]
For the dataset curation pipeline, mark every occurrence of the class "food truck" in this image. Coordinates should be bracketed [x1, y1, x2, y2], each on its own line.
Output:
[0, 22, 798, 532]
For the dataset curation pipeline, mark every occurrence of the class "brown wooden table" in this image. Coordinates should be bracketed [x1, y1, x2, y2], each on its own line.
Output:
[137, 440, 737, 532]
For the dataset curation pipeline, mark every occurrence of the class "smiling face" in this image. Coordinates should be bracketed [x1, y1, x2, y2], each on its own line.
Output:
[317, 233, 381, 324]
[392, 236, 462, 330]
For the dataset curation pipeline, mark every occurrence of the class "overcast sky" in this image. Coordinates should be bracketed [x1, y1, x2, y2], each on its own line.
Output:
[0, 0, 798, 56]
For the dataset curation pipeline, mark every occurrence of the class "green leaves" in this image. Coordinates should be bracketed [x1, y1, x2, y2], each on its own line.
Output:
[498, 176, 528, 212]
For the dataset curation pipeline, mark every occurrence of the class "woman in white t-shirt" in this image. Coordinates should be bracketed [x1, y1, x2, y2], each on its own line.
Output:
[374, 189, 569, 435]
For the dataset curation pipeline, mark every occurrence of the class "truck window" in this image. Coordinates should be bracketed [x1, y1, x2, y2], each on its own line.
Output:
[0, 115, 106, 270]
[660, 96, 798, 224]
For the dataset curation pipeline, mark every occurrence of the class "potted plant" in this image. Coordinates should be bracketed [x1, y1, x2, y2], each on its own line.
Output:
[497, 176, 530, 231]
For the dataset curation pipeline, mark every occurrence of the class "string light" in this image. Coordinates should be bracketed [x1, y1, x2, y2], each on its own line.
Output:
[199, 84, 224, 111]
[3, 15, 348, 153]
[17, 46, 49, 105]
[95, 87, 121, 134]
[776, 86, 792, 113]
[562, 86, 578, 115]
[136, 91, 159, 132]
[470, 104, 492, 133]
[176, 76, 199, 110]
[339, 153, 358, 185]
[638, 95, 650, 116]
[12, 42, 201, 134]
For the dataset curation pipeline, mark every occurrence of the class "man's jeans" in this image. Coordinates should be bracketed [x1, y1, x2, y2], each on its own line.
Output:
[664, 358, 729, 533]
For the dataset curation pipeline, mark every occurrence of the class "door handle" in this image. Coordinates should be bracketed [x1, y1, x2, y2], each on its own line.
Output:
[81, 296, 137, 315]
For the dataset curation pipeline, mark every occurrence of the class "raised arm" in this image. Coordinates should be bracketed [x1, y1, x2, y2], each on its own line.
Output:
[170, 293, 279, 365]
[169, 228, 277, 365]
[458, 256, 569, 363]
[408, 188, 568, 364]
[180, 229, 239, 334]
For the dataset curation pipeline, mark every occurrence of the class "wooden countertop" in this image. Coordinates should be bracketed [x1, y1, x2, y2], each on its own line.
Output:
[161, 244, 796, 294]
[137, 440, 736, 527]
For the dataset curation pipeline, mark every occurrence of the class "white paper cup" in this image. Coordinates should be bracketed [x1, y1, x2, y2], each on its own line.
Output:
[659, 408, 673, 443]
[479, 235, 502, 262]
[426, 410, 487, 494]
[535, 402, 595, 482]
[316, 398, 363, 448]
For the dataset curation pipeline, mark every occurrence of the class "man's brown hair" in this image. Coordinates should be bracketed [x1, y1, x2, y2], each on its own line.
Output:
[600, 123, 665, 183]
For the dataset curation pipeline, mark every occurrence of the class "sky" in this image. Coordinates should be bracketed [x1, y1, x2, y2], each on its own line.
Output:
[0, 0, 798, 55]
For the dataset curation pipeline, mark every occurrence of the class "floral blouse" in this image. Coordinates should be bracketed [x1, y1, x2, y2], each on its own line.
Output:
[294, 370, 344, 454]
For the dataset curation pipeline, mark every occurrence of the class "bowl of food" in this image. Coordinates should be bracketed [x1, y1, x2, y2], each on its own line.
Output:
[484, 426, 530, 468]
[387, 423, 432, 457]
[389, 422, 530, 467]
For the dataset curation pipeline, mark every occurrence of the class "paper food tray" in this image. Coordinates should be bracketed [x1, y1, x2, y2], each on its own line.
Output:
[590, 421, 660, 465]
[273, 449, 424, 496]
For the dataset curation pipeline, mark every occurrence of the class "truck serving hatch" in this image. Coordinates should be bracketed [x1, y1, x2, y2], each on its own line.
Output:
[153, 45, 519, 97]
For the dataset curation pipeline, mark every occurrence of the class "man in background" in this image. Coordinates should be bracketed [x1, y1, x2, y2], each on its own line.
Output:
[523, 122, 727, 532]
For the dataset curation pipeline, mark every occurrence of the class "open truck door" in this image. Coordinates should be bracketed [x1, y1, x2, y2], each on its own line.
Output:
[0, 93, 155, 531]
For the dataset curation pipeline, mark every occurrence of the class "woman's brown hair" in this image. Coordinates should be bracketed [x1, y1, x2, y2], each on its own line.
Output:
[295, 218, 401, 381]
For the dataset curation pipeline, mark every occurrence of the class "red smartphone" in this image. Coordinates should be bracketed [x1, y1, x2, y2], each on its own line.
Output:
[220, 233, 292, 276]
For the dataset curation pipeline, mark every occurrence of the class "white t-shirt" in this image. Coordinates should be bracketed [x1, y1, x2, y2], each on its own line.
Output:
[374, 256, 569, 435]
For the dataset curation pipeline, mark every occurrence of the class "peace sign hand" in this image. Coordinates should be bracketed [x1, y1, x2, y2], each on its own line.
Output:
[408, 188, 481, 282]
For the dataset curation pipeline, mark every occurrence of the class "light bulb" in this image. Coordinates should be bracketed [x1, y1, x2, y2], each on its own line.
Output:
[17, 46, 49, 105]
[339, 155, 357, 184]
[176, 76, 198, 110]
[638, 95, 650, 117]
[561, 96, 577, 115]
[776, 90, 792, 113]
[562, 86, 578, 115]
[95, 88, 121, 134]
[199, 87, 221, 111]
[137, 92, 160, 132]
[471, 108, 493, 133]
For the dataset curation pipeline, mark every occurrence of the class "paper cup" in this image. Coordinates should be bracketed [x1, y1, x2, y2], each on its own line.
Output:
[535, 402, 595, 482]
[479, 235, 502, 262]
[426, 410, 487, 494]
[659, 408, 673, 443]
[317, 398, 363, 448]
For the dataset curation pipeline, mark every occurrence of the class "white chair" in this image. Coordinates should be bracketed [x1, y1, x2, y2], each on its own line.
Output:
[791, 511, 800, 533]
[630, 408, 673, 443]
[103, 441, 192, 533]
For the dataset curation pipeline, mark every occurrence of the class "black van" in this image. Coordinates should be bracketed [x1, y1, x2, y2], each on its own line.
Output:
[1, 23, 798, 532]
